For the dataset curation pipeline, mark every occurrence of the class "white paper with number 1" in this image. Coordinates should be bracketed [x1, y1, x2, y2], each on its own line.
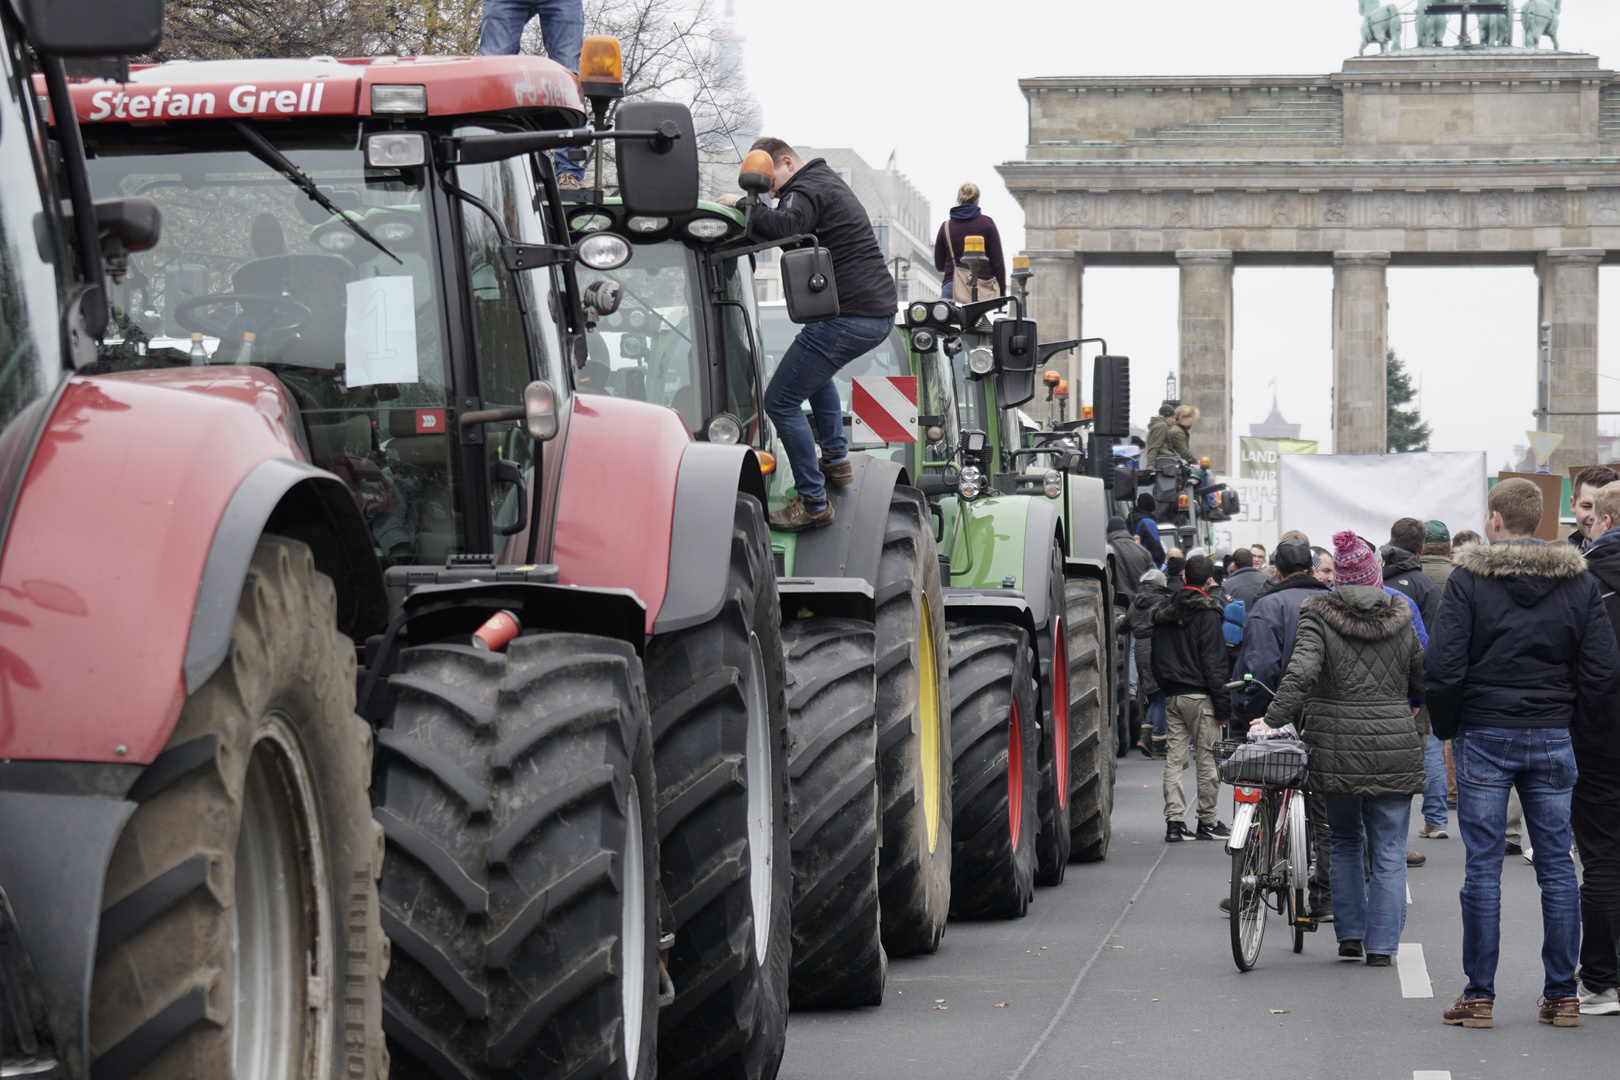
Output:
[344, 276, 419, 388]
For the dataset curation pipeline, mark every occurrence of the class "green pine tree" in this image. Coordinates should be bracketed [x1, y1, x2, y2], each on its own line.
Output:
[1387, 349, 1432, 453]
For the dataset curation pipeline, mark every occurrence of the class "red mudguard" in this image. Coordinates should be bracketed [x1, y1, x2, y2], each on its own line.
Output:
[0, 369, 305, 763]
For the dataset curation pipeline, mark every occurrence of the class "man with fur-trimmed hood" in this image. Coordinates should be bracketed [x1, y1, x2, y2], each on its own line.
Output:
[1426, 478, 1620, 1031]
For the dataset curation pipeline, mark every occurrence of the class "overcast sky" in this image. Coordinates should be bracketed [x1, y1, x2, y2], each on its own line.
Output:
[730, 0, 1620, 472]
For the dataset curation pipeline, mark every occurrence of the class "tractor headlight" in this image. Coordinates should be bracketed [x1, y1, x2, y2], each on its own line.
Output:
[707, 412, 743, 444]
[932, 302, 951, 323]
[627, 216, 669, 233]
[317, 230, 357, 251]
[911, 328, 936, 354]
[960, 466, 984, 501]
[926, 425, 945, 443]
[686, 217, 730, 240]
[968, 346, 995, 376]
[1044, 469, 1063, 499]
[577, 232, 632, 270]
[908, 302, 929, 325]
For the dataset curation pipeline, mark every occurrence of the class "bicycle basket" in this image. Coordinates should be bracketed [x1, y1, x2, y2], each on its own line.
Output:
[1215, 737, 1309, 788]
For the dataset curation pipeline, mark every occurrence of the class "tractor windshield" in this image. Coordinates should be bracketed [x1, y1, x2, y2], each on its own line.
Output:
[82, 125, 461, 564]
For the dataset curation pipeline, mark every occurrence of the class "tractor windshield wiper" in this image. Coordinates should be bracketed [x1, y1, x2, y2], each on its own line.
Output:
[229, 120, 401, 265]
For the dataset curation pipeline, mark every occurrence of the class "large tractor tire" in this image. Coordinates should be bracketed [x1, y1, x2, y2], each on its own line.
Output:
[780, 618, 884, 1009]
[88, 536, 386, 1080]
[375, 633, 660, 1080]
[945, 623, 1039, 920]
[1034, 543, 1070, 886]
[648, 494, 792, 1080]
[875, 490, 953, 958]
[1063, 579, 1116, 863]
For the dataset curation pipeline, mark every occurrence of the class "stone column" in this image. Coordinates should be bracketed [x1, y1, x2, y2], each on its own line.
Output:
[1537, 248, 1602, 472]
[1177, 250, 1234, 475]
[1024, 249, 1083, 398]
[1332, 251, 1391, 455]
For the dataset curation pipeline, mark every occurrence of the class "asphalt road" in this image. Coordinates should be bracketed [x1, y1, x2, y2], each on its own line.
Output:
[778, 753, 1620, 1080]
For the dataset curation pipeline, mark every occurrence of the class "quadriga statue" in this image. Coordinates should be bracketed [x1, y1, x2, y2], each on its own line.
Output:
[1358, 0, 1402, 54]
[1415, 0, 1448, 47]
[1522, 0, 1561, 49]
[1478, 1, 1517, 47]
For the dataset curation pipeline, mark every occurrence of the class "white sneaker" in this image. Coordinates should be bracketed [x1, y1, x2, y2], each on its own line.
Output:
[1522, 846, 1534, 864]
[1579, 985, 1620, 1016]
[1419, 825, 1449, 839]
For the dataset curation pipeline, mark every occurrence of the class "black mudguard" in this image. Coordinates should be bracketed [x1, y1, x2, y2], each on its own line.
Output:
[941, 589, 1038, 646]
[655, 443, 769, 635]
[1018, 498, 1066, 632]
[777, 577, 876, 623]
[791, 454, 909, 583]
[0, 763, 142, 1080]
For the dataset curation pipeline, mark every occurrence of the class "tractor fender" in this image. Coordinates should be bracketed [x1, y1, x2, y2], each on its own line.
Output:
[776, 576, 876, 624]
[0, 372, 372, 765]
[791, 453, 909, 583]
[1019, 496, 1066, 631]
[654, 441, 768, 635]
[941, 588, 1039, 650]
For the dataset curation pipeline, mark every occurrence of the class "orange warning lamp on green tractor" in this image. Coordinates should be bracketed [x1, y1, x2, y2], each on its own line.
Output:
[578, 35, 623, 116]
[739, 149, 775, 196]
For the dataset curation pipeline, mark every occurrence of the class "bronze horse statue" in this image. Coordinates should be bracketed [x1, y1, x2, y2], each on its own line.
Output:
[1415, 0, 1448, 47]
[1359, 0, 1402, 55]
[1478, 1, 1517, 47]
[1522, 0, 1560, 49]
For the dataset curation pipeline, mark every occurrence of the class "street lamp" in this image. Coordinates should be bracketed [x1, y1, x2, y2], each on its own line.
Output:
[889, 255, 911, 301]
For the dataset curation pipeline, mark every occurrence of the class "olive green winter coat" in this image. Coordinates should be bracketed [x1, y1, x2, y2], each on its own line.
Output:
[1262, 585, 1427, 797]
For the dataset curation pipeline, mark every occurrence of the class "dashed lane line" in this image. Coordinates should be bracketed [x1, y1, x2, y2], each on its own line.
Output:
[1413, 1072, 1451, 1080]
[1398, 942, 1433, 998]
[1005, 845, 1171, 1080]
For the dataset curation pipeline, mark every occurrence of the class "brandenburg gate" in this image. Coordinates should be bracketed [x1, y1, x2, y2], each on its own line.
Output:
[1001, 33, 1617, 473]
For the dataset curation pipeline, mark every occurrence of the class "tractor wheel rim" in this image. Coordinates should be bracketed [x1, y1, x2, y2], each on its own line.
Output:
[743, 632, 774, 959]
[621, 779, 647, 1070]
[1007, 697, 1024, 849]
[233, 715, 330, 1080]
[919, 595, 942, 854]
[1052, 618, 1069, 809]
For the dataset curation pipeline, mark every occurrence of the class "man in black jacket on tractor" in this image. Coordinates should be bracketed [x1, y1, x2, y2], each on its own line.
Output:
[718, 138, 898, 531]
[1152, 554, 1232, 843]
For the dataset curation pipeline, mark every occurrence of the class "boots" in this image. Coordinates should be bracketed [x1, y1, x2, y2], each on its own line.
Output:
[1135, 724, 1155, 758]
[1150, 735, 1168, 760]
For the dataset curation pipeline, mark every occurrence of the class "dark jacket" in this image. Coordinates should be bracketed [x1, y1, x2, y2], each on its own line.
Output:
[750, 158, 898, 318]
[1142, 419, 1191, 464]
[1108, 529, 1156, 603]
[1382, 547, 1442, 635]
[1232, 573, 1329, 720]
[1420, 553, 1455, 591]
[1129, 513, 1165, 566]
[1262, 587, 1427, 797]
[1580, 533, 1620, 763]
[1223, 566, 1271, 611]
[934, 206, 1006, 293]
[1424, 539, 1620, 739]
[1150, 587, 1231, 716]
[1130, 579, 1174, 697]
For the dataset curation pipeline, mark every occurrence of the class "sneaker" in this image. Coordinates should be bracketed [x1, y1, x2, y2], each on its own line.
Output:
[1338, 940, 1364, 960]
[1313, 903, 1334, 923]
[768, 497, 834, 532]
[1579, 985, 1620, 1016]
[1407, 849, 1427, 867]
[1539, 996, 1580, 1028]
[1219, 897, 1231, 914]
[1523, 846, 1534, 864]
[822, 458, 854, 487]
[1165, 821, 1184, 843]
[1443, 994, 1494, 1028]
[1177, 821, 1197, 839]
[1366, 953, 1393, 967]
[1504, 842, 1523, 856]
[1419, 824, 1449, 839]
[1197, 821, 1231, 841]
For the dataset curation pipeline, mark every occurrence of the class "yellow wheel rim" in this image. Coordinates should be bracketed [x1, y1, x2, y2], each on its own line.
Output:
[918, 595, 942, 854]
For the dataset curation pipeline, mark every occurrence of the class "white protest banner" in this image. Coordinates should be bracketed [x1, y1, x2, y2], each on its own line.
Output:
[1278, 453, 1487, 547]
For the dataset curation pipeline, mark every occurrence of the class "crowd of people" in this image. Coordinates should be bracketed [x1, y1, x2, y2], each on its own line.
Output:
[1107, 463, 1620, 1025]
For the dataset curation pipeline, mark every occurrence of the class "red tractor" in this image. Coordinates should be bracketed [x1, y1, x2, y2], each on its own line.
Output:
[5, 20, 789, 1080]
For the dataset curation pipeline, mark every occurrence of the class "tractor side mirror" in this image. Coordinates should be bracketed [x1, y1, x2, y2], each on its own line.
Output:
[1092, 354, 1131, 437]
[20, 0, 164, 54]
[96, 197, 162, 251]
[992, 316, 1038, 408]
[615, 101, 699, 218]
[489, 459, 528, 536]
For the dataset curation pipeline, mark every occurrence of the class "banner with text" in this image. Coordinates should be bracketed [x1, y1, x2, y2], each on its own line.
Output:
[1239, 437, 1319, 481]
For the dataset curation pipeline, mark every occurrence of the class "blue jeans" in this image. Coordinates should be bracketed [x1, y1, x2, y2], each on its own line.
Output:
[1455, 727, 1580, 1001]
[1323, 792, 1410, 955]
[1422, 731, 1449, 829]
[764, 316, 893, 506]
[480, 0, 586, 180]
[1145, 690, 1167, 737]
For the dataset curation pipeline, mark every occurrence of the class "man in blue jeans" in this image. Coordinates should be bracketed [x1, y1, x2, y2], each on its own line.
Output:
[481, 0, 587, 184]
[718, 138, 898, 530]
[1425, 478, 1620, 1029]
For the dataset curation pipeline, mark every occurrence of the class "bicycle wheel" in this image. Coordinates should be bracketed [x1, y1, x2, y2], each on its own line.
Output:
[1229, 812, 1268, 972]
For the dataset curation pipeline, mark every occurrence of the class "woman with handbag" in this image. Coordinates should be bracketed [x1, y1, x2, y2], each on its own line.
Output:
[1253, 531, 1427, 968]
[934, 183, 1005, 301]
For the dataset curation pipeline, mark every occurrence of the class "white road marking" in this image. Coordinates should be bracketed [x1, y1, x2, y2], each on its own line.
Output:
[1407, 882, 1412, 905]
[1413, 1072, 1451, 1080]
[1398, 943, 1433, 998]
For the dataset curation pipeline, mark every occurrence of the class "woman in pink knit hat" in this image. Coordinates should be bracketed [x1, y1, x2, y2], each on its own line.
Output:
[1253, 530, 1426, 966]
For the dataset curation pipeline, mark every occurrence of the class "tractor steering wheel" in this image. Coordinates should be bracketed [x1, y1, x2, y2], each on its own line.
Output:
[173, 292, 313, 340]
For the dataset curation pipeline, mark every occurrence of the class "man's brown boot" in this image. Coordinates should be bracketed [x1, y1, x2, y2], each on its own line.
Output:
[822, 458, 854, 487]
[1135, 724, 1155, 758]
[1443, 995, 1493, 1028]
[768, 497, 834, 533]
[1150, 735, 1168, 760]
[1539, 996, 1580, 1028]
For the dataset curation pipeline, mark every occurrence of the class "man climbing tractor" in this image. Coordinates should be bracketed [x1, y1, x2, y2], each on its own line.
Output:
[717, 138, 897, 531]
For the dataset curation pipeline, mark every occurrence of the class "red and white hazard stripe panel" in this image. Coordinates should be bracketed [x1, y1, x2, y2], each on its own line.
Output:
[851, 376, 918, 445]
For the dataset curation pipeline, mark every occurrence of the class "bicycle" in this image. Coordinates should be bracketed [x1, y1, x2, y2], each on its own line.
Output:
[1214, 682, 1318, 971]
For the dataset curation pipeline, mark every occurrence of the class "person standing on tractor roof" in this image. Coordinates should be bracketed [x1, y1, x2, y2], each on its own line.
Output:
[717, 138, 899, 531]
[480, 0, 588, 186]
[934, 182, 1005, 301]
